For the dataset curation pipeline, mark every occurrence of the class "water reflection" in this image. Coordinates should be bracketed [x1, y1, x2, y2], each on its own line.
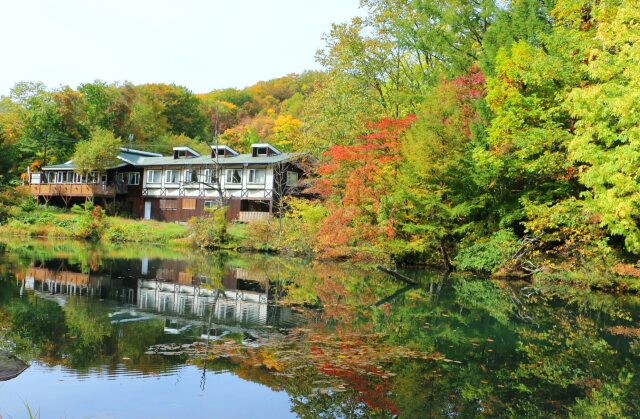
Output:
[17, 257, 294, 330]
[0, 239, 639, 418]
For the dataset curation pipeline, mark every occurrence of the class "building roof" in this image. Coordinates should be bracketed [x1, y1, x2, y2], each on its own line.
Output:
[132, 152, 305, 167]
[41, 147, 306, 170]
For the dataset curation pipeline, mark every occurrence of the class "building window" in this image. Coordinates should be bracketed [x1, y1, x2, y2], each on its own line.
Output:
[65, 171, 74, 183]
[159, 199, 178, 210]
[182, 198, 196, 210]
[73, 173, 83, 184]
[177, 150, 188, 159]
[256, 147, 268, 156]
[146, 170, 162, 184]
[202, 169, 211, 183]
[118, 173, 126, 184]
[204, 200, 219, 209]
[100, 174, 107, 183]
[128, 172, 140, 185]
[185, 169, 199, 183]
[202, 169, 218, 184]
[286, 171, 299, 186]
[247, 168, 266, 184]
[225, 168, 242, 184]
[165, 170, 180, 184]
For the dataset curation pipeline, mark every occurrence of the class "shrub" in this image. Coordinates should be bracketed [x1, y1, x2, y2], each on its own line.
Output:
[19, 197, 38, 213]
[454, 229, 519, 273]
[241, 198, 327, 255]
[73, 203, 106, 241]
[189, 207, 228, 248]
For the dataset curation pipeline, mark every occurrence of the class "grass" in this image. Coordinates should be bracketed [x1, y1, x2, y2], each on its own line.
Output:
[104, 216, 189, 244]
[0, 208, 189, 245]
[226, 222, 249, 248]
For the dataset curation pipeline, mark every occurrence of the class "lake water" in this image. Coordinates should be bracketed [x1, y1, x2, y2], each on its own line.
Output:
[0, 239, 639, 418]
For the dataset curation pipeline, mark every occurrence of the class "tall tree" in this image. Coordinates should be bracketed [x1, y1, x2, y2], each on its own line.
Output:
[72, 128, 122, 175]
[560, 0, 640, 252]
[393, 67, 488, 268]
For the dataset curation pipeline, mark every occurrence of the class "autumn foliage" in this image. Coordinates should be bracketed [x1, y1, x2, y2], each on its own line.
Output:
[313, 116, 416, 260]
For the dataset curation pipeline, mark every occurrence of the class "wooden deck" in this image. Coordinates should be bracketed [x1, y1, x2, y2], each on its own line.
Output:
[29, 183, 116, 197]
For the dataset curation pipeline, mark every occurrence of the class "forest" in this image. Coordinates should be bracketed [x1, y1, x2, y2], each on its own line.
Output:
[1, 0, 639, 284]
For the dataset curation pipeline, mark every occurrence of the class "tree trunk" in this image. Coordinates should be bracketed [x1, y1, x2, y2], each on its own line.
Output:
[439, 239, 453, 272]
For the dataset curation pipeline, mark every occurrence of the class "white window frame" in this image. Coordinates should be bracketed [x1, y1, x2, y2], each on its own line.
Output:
[256, 147, 268, 156]
[204, 200, 219, 209]
[286, 171, 299, 186]
[247, 168, 266, 184]
[165, 170, 180, 184]
[202, 169, 212, 183]
[225, 168, 242, 184]
[73, 173, 83, 184]
[146, 170, 162, 184]
[185, 169, 199, 183]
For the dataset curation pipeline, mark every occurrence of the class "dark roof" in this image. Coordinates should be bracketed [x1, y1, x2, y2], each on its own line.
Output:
[42, 147, 306, 170]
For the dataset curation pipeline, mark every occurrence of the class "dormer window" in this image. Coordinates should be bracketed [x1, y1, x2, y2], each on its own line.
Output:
[211, 145, 239, 158]
[251, 143, 281, 157]
[173, 147, 200, 159]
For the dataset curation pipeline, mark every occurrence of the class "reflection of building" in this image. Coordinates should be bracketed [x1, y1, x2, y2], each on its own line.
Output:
[137, 269, 269, 326]
[18, 266, 117, 299]
[14, 257, 294, 330]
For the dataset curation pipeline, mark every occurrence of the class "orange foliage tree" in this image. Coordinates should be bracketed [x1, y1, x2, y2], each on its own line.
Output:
[314, 115, 416, 260]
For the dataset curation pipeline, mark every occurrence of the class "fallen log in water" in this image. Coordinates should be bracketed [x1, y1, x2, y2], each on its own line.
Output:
[0, 350, 28, 381]
[376, 266, 418, 286]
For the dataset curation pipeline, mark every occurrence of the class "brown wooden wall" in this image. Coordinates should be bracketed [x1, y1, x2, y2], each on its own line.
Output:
[139, 197, 272, 222]
[142, 197, 205, 222]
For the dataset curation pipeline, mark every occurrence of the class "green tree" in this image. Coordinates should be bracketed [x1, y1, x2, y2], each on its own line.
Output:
[393, 68, 487, 268]
[560, 0, 640, 252]
[72, 128, 123, 175]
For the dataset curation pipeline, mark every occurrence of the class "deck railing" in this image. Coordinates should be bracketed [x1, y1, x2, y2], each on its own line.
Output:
[237, 211, 271, 223]
[29, 183, 116, 197]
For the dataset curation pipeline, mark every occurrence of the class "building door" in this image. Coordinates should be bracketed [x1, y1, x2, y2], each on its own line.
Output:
[144, 201, 152, 220]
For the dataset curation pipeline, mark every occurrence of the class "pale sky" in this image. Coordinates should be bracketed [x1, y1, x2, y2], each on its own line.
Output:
[0, 0, 362, 95]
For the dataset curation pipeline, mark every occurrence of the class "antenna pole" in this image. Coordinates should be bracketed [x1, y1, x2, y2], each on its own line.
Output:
[43, 130, 49, 167]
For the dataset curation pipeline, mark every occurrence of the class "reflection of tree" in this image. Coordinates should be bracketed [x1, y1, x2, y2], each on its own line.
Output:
[63, 296, 112, 367]
[1, 243, 640, 416]
[6, 295, 67, 359]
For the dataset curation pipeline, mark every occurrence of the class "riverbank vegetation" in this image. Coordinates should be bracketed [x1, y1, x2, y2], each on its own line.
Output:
[0, 198, 189, 245]
[0, 1, 639, 286]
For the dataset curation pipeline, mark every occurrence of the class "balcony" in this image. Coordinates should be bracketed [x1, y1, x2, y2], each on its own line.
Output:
[29, 183, 116, 198]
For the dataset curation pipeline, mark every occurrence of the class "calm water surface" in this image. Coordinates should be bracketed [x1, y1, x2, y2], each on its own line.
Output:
[0, 239, 639, 418]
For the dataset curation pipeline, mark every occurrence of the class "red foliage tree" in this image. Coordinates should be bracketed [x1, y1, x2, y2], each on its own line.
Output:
[314, 115, 416, 259]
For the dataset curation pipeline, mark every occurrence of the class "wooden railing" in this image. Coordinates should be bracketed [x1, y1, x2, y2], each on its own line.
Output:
[237, 211, 271, 223]
[29, 183, 116, 197]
